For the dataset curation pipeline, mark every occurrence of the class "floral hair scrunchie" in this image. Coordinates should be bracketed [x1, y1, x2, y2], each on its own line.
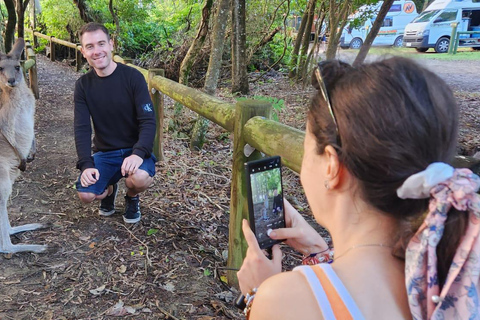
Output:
[397, 162, 480, 320]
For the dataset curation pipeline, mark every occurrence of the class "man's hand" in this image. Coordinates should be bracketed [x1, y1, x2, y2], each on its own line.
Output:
[122, 154, 143, 177]
[81, 168, 99, 187]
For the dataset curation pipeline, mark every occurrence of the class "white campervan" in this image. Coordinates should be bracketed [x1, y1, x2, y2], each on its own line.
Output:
[340, 0, 419, 49]
[403, 0, 480, 53]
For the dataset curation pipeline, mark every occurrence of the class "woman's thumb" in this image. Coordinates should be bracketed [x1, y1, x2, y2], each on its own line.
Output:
[271, 244, 283, 264]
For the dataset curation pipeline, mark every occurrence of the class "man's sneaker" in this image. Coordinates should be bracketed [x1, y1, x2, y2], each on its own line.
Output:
[99, 183, 118, 216]
[123, 195, 141, 223]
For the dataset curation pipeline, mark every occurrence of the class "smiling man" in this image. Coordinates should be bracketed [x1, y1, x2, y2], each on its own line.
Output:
[74, 22, 156, 224]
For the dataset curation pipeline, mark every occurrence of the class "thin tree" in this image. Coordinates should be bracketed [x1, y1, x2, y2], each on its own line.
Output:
[353, 0, 395, 67]
[325, 0, 354, 59]
[178, 0, 214, 88]
[173, 0, 214, 134]
[15, 0, 30, 40]
[73, 0, 94, 23]
[4, 0, 16, 52]
[289, 0, 316, 78]
[108, 0, 121, 53]
[231, 0, 249, 94]
[190, 0, 231, 151]
[297, 0, 316, 80]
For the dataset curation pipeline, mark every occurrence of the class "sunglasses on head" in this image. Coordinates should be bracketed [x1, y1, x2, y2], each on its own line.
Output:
[314, 67, 342, 147]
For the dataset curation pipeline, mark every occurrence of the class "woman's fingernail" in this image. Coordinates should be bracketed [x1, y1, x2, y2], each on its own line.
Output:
[267, 229, 273, 237]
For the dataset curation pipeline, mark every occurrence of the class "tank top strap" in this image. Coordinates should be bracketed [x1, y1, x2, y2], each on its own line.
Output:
[294, 264, 365, 320]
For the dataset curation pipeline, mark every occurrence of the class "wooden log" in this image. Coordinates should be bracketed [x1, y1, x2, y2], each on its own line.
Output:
[25, 42, 39, 98]
[23, 59, 35, 70]
[148, 69, 165, 161]
[227, 99, 272, 286]
[51, 37, 77, 49]
[244, 117, 304, 174]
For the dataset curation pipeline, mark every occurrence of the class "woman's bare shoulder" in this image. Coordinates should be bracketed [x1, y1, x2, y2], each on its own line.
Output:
[249, 270, 323, 320]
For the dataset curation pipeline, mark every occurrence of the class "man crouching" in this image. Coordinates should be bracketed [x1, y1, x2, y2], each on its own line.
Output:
[74, 22, 156, 223]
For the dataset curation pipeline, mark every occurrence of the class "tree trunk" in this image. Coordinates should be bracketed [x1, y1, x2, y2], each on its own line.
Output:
[289, 0, 315, 78]
[297, 0, 316, 80]
[73, 0, 93, 23]
[108, 0, 121, 53]
[191, 0, 231, 151]
[204, 0, 230, 95]
[179, 0, 214, 87]
[4, 0, 16, 53]
[353, 0, 395, 67]
[15, 0, 30, 41]
[231, 0, 249, 94]
[325, 0, 353, 59]
[0, 21, 5, 53]
[173, 0, 213, 134]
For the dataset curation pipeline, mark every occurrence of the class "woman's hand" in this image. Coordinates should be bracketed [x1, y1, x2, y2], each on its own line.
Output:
[237, 220, 283, 295]
[268, 199, 328, 255]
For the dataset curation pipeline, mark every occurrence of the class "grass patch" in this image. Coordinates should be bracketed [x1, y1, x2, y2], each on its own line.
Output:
[365, 47, 480, 61]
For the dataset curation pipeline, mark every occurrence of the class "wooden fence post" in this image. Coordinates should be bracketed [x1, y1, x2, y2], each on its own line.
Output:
[227, 99, 272, 286]
[25, 42, 39, 99]
[76, 44, 82, 72]
[148, 69, 165, 161]
[449, 22, 458, 54]
[50, 36, 55, 62]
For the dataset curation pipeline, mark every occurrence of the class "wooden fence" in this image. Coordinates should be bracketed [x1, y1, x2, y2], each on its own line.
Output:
[27, 30, 480, 286]
[22, 40, 39, 99]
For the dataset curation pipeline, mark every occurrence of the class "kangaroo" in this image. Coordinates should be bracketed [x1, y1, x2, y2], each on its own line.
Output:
[0, 38, 46, 253]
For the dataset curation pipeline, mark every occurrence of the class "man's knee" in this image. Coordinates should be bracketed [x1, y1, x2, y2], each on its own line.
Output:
[78, 192, 97, 203]
[126, 170, 153, 190]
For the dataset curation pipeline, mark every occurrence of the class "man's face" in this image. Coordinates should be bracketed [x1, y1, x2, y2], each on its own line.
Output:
[80, 29, 114, 73]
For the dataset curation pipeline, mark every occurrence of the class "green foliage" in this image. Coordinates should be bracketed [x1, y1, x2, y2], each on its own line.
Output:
[38, 0, 83, 39]
[237, 96, 285, 121]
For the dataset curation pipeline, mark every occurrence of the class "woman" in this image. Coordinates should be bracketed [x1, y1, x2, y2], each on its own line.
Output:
[237, 57, 480, 319]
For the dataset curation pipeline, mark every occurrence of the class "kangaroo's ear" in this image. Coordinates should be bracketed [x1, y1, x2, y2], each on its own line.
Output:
[9, 38, 25, 59]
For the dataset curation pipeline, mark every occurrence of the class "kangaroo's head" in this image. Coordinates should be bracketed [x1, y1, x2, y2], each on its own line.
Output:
[0, 38, 25, 89]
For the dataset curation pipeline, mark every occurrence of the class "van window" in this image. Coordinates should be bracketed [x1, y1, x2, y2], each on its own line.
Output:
[389, 4, 401, 12]
[369, 16, 393, 27]
[412, 10, 440, 23]
[383, 17, 393, 27]
[434, 9, 458, 23]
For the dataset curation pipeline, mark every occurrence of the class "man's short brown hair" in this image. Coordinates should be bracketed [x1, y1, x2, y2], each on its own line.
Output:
[78, 22, 110, 44]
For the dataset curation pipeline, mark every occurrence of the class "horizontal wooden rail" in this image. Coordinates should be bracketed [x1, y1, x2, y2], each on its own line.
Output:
[114, 55, 237, 132]
[26, 28, 83, 71]
[243, 117, 304, 173]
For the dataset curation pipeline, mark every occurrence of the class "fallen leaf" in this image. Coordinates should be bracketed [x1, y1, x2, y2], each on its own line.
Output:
[89, 285, 105, 296]
[117, 265, 127, 274]
[88, 242, 96, 249]
[105, 300, 137, 316]
[162, 282, 175, 292]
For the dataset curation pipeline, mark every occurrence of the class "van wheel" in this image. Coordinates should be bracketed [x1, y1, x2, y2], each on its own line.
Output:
[393, 36, 403, 47]
[434, 37, 450, 53]
[415, 47, 429, 52]
[349, 38, 363, 49]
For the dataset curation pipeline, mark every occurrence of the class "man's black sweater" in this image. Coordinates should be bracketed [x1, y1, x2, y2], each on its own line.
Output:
[74, 63, 156, 171]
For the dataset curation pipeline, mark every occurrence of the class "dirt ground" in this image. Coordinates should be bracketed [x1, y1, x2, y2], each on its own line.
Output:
[0, 52, 479, 320]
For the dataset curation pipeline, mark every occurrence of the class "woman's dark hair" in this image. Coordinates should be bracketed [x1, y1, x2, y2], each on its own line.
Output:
[308, 57, 464, 288]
